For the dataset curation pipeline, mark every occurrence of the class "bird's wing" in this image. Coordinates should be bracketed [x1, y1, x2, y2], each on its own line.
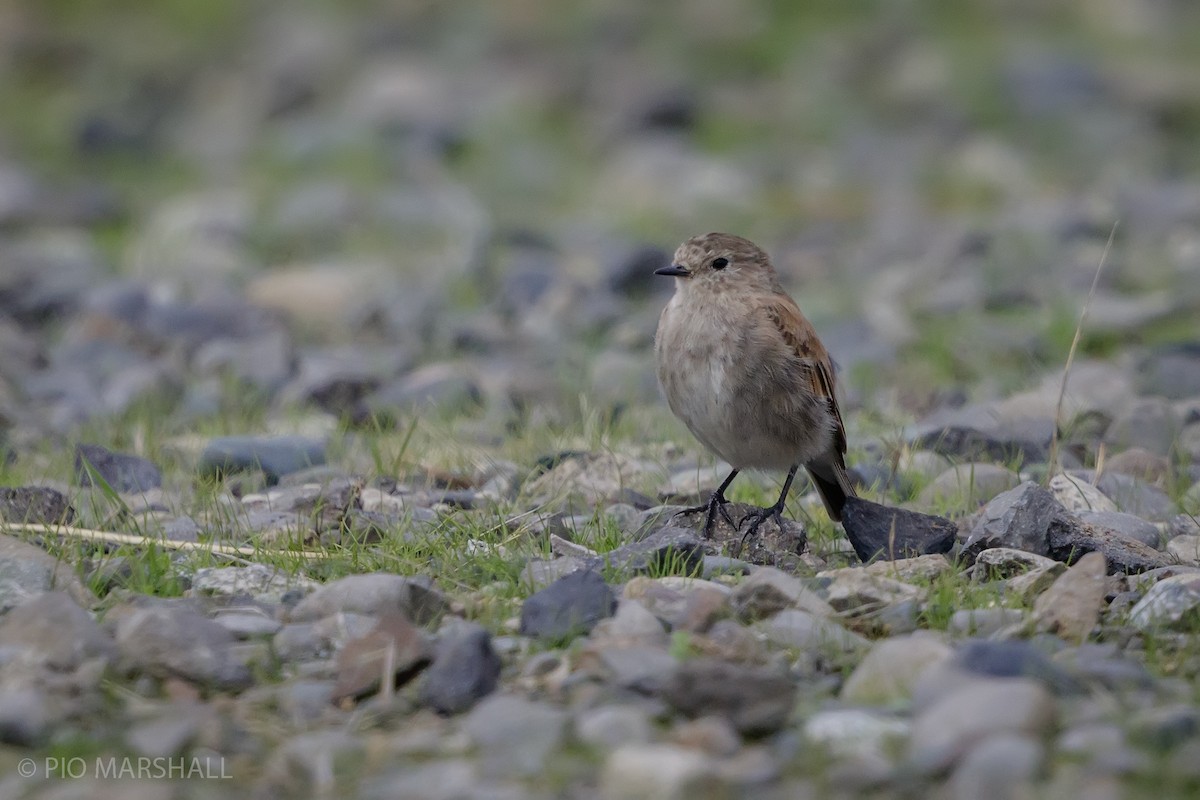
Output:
[760, 296, 847, 456]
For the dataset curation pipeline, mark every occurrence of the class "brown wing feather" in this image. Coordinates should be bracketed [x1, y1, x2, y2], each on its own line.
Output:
[761, 297, 847, 457]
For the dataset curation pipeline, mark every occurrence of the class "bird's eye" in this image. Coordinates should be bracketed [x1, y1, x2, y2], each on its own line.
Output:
[711, 257, 729, 270]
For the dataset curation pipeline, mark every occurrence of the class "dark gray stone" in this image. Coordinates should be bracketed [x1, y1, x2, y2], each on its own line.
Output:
[419, 622, 502, 715]
[662, 657, 796, 735]
[956, 640, 1084, 695]
[1077, 510, 1162, 549]
[595, 526, 704, 577]
[1047, 512, 1170, 574]
[842, 497, 957, 562]
[964, 481, 1061, 558]
[199, 435, 327, 485]
[75, 443, 161, 492]
[112, 603, 254, 690]
[909, 419, 1052, 467]
[0, 486, 74, 525]
[519, 570, 616, 641]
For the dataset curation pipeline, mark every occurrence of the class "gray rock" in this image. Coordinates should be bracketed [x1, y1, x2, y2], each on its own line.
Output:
[125, 705, 207, 758]
[758, 608, 870, 655]
[74, 443, 161, 493]
[818, 567, 923, 615]
[357, 759, 480, 800]
[288, 573, 448, 624]
[519, 570, 615, 641]
[947, 608, 1029, 638]
[596, 525, 704, 577]
[1046, 512, 1170, 573]
[841, 497, 957, 562]
[954, 639, 1083, 695]
[0, 687, 49, 746]
[113, 602, 253, 690]
[273, 623, 329, 662]
[212, 609, 283, 638]
[1138, 344, 1200, 400]
[520, 556, 587, 590]
[590, 599, 669, 646]
[948, 733, 1042, 800]
[463, 694, 569, 778]
[1104, 396, 1182, 456]
[663, 657, 796, 735]
[964, 481, 1061, 558]
[575, 705, 654, 750]
[1167, 535, 1200, 565]
[908, 417, 1052, 466]
[579, 644, 679, 694]
[419, 622, 501, 715]
[908, 678, 1056, 772]
[0, 534, 94, 613]
[1128, 573, 1200, 631]
[804, 708, 910, 761]
[1087, 470, 1177, 521]
[0, 486, 75, 525]
[358, 363, 483, 420]
[331, 612, 431, 702]
[259, 730, 365, 796]
[199, 435, 327, 485]
[603, 743, 725, 800]
[192, 563, 319, 605]
[1031, 551, 1107, 642]
[917, 463, 1022, 509]
[1078, 510, 1162, 549]
[730, 566, 834, 620]
[841, 633, 953, 706]
[1049, 473, 1118, 514]
[0, 591, 116, 669]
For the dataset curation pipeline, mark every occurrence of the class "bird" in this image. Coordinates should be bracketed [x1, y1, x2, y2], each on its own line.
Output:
[654, 232, 856, 541]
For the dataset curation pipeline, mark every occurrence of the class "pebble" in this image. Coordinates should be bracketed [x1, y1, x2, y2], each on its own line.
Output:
[841, 632, 953, 706]
[199, 435, 328, 484]
[1128, 573, 1200, 631]
[288, 573, 448, 624]
[908, 677, 1056, 772]
[1031, 551, 1107, 642]
[662, 657, 795, 735]
[730, 566, 834, 620]
[463, 694, 569, 778]
[112, 602, 254, 690]
[576, 705, 655, 750]
[758, 608, 870, 655]
[0, 534, 95, 612]
[518, 570, 616, 640]
[418, 622, 502, 715]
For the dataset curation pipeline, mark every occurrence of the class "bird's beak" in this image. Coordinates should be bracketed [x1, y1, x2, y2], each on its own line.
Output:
[654, 264, 691, 278]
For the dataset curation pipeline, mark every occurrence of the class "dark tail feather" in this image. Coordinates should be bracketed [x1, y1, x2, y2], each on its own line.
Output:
[806, 457, 856, 522]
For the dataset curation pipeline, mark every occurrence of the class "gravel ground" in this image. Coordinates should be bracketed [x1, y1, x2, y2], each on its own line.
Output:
[2, 2, 1200, 798]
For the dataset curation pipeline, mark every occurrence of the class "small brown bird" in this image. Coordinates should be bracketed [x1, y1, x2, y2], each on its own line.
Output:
[654, 232, 855, 539]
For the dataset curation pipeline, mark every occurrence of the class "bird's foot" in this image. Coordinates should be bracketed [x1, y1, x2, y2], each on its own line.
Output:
[736, 503, 787, 549]
[671, 491, 735, 538]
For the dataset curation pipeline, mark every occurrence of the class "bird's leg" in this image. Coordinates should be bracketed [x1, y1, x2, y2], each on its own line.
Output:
[672, 469, 739, 537]
[738, 465, 799, 546]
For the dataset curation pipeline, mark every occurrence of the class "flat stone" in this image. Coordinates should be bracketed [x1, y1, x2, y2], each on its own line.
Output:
[840, 497, 957, 562]
[819, 569, 923, 616]
[758, 608, 870, 655]
[916, 463, 1022, 510]
[662, 657, 796, 735]
[1046, 512, 1170, 574]
[730, 566, 833, 621]
[908, 678, 1057, 772]
[199, 435, 327, 484]
[462, 694, 569, 778]
[288, 573, 448, 624]
[192, 563, 319, 605]
[75, 443, 161, 493]
[1166, 535, 1200, 565]
[418, 621, 501, 715]
[0, 534, 94, 612]
[1049, 473, 1118, 514]
[0, 591, 116, 670]
[1129, 573, 1200, 631]
[603, 743, 724, 800]
[804, 708, 911, 761]
[1078, 510, 1162, 549]
[519, 570, 615, 641]
[841, 633, 954, 706]
[0, 486, 75, 525]
[964, 482, 1061, 558]
[948, 733, 1043, 800]
[113, 602, 253, 690]
[575, 704, 654, 750]
[1031, 551, 1107, 642]
[596, 525, 704, 577]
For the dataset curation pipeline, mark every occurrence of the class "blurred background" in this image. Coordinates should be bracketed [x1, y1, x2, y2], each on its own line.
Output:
[1, 0, 1199, 443]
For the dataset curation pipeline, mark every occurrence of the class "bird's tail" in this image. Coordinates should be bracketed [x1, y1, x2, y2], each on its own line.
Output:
[806, 456, 857, 522]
